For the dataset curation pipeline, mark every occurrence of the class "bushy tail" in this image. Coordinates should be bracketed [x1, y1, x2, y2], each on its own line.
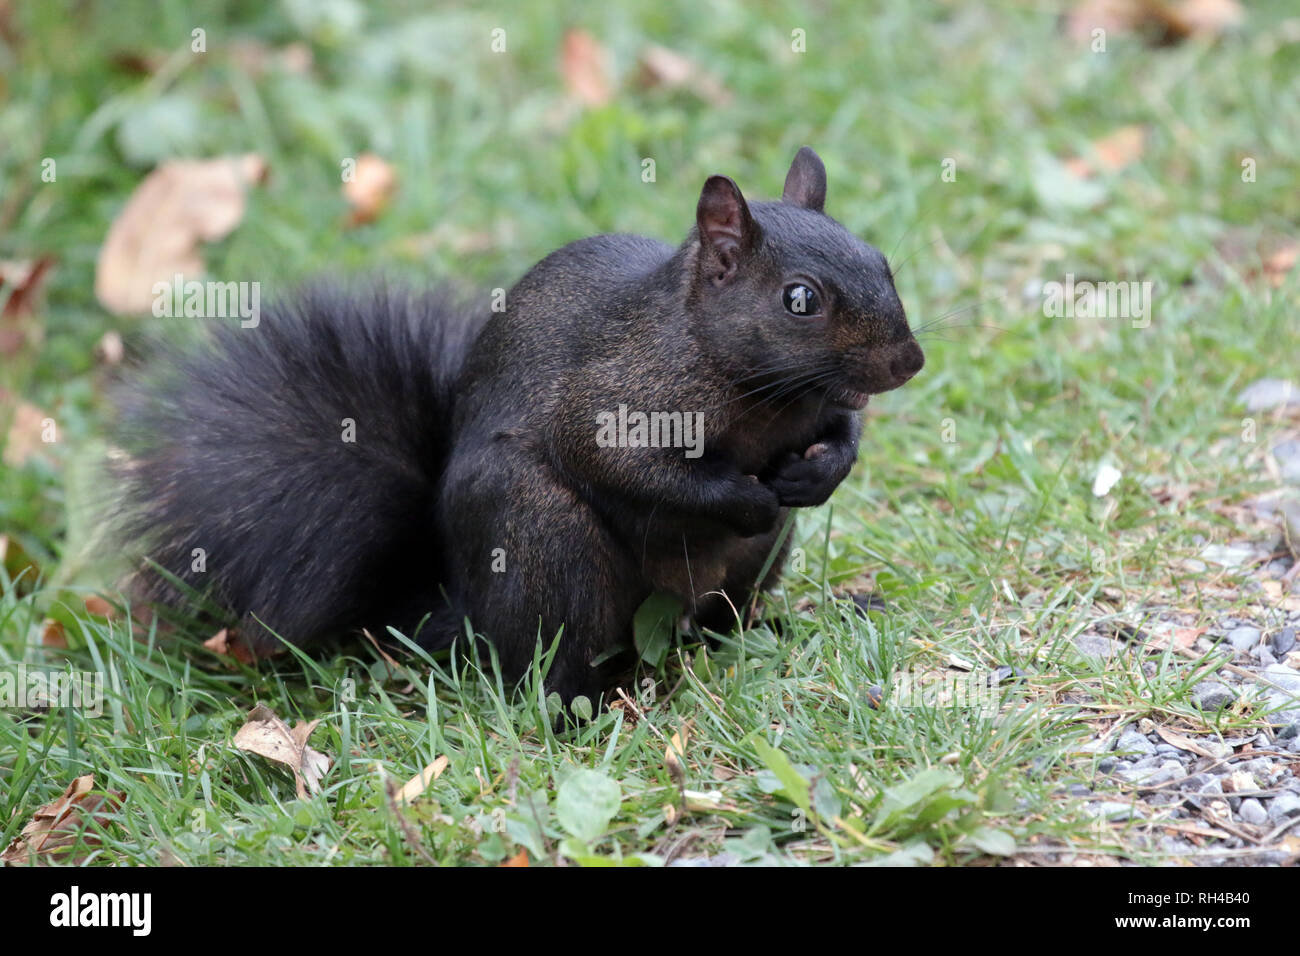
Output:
[110, 282, 482, 654]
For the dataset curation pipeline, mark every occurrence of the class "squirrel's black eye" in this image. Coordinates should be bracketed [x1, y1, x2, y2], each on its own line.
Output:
[782, 283, 821, 316]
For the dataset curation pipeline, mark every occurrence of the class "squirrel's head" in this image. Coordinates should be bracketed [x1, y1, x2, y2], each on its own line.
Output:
[686, 146, 924, 410]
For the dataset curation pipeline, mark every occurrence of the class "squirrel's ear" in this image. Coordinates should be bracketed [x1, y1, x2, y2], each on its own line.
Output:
[696, 175, 758, 286]
[782, 146, 827, 212]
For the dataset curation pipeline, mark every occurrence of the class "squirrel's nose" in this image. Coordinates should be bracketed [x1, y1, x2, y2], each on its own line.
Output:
[888, 339, 925, 383]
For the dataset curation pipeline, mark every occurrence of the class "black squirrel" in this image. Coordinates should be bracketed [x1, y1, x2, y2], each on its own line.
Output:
[112, 147, 924, 704]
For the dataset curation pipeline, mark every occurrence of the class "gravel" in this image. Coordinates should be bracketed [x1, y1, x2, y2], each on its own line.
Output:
[1227, 626, 1262, 652]
[1074, 634, 1122, 659]
[1239, 378, 1299, 412]
[1267, 792, 1300, 826]
[1238, 798, 1268, 825]
[1192, 681, 1236, 710]
[1115, 730, 1157, 756]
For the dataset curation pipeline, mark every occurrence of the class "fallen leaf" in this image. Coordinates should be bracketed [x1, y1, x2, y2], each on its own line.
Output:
[83, 594, 115, 618]
[0, 532, 38, 585]
[1167, 0, 1245, 39]
[1064, 125, 1146, 178]
[232, 703, 332, 798]
[1222, 770, 1254, 794]
[394, 755, 449, 806]
[0, 256, 55, 318]
[94, 154, 267, 315]
[636, 44, 732, 106]
[1262, 242, 1299, 288]
[561, 29, 612, 107]
[202, 627, 258, 665]
[227, 39, 313, 77]
[3, 401, 55, 468]
[682, 789, 738, 813]
[343, 153, 397, 227]
[1154, 725, 1217, 758]
[1147, 623, 1203, 650]
[1064, 0, 1243, 45]
[1, 775, 125, 865]
[500, 849, 529, 867]
[665, 722, 691, 788]
[40, 619, 67, 648]
[0, 256, 55, 355]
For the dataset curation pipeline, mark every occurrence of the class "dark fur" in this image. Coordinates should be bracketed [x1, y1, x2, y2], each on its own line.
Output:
[112, 283, 485, 655]
[113, 148, 924, 702]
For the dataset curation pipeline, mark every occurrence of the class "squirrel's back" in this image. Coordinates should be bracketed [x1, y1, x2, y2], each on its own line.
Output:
[112, 282, 483, 653]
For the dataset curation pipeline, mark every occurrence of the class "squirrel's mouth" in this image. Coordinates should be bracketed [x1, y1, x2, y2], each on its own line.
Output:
[827, 385, 871, 410]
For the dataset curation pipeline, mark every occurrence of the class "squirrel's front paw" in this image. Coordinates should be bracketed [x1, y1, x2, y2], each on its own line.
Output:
[723, 474, 781, 537]
[763, 442, 852, 507]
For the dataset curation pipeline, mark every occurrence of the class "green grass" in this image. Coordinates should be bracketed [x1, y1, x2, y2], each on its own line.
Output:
[2, 0, 1299, 865]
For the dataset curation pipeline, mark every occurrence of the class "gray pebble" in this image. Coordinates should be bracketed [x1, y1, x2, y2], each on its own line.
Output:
[1263, 664, 1300, 695]
[1274, 440, 1300, 482]
[1090, 801, 1144, 821]
[1227, 626, 1262, 652]
[1193, 681, 1236, 710]
[1238, 798, 1268, 825]
[1267, 791, 1300, 825]
[1116, 730, 1157, 756]
[1239, 378, 1299, 411]
[1274, 627, 1297, 657]
[1074, 634, 1122, 659]
[1244, 757, 1274, 780]
[1097, 756, 1117, 774]
[1116, 765, 1180, 788]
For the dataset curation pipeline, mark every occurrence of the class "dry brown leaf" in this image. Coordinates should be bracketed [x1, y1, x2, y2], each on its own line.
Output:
[233, 703, 332, 798]
[1154, 725, 1217, 758]
[3, 402, 55, 468]
[83, 594, 115, 618]
[394, 755, 449, 806]
[1212, 232, 1299, 289]
[202, 627, 259, 666]
[1064, 0, 1243, 45]
[0, 532, 38, 584]
[682, 789, 739, 813]
[1, 775, 124, 865]
[1263, 242, 1299, 288]
[343, 153, 397, 227]
[0, 256, 55, 319]
[94, 154, 267, 315]
[1064, 125, 1146, 178]
[0, 256, 55, 355]
[636, 45, 732, 106]
[227, 39, 313, 77]
[1149, 624, 1203, 650]
[665, 720, 692, 789]
[500, 849, 529, 867]
[1168, 0, 1245, 38]
[561, 29, 612, 107]
[40, 618, 67, 649]
[1223, 770, 1255, 794]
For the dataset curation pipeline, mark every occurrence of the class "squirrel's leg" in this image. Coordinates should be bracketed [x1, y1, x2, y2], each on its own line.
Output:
[692, 516, 793, 634]
[440, 453, 645, 704]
